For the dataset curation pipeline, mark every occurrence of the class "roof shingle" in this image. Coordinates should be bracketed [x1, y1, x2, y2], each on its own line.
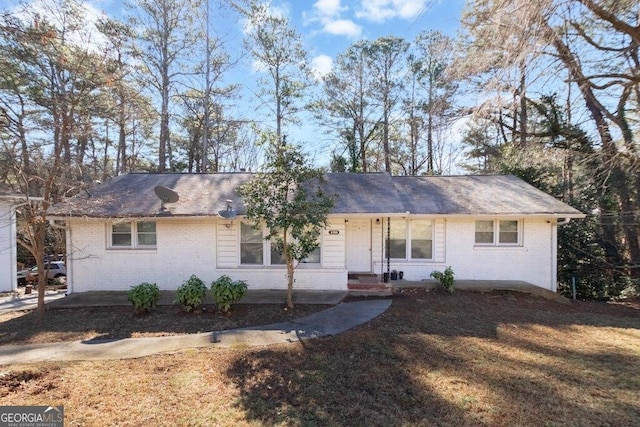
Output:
[47, 172, 584, 218]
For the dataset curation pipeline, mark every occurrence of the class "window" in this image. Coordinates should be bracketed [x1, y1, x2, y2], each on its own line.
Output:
[475, 220, 494, 244]
[411, 220, 433, 259]
[112, 223, 132, 247]
[110, 221, 156, 248]
[270, 240, 286, 265]
[242, 224, 322, 266]
[137, 221, 157, 246]
[270, 231, 321, 265]
[241, 222, 263, 265]
[389, 220, 406, 259]
[475, 220, 520, 245]
[388, 219, 433, 260]
[303, 247, 321, 264]
[499, 220, 518, 244]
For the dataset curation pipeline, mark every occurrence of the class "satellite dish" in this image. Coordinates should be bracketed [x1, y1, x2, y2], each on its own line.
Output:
[218, 199, 237, 220]
[154, 186, 179, 204]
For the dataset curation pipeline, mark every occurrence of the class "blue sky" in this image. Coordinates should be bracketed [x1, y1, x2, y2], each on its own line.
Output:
[227, 0, 467, 163]
[288, 0, 465, 76]
[6, 0, 467, 168]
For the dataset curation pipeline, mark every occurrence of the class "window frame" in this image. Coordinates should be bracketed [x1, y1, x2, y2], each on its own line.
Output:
[108, 220, 157, 249]
[474, 219, 522, 246]
[240, 222, 265, 265]
[240, 221, 323, 267]
[387, 219, 434, 261]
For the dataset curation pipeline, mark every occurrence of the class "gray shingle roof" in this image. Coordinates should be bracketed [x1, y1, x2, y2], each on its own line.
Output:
[392, 175, 583, 216]
[47, 172, 584, 218]
[48, 173, 254, 217]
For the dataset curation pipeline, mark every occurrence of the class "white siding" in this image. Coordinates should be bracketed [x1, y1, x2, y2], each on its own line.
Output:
[216, 221, 237, 268]
[371, 218, 384, 275]
[322, 219, 345, 268]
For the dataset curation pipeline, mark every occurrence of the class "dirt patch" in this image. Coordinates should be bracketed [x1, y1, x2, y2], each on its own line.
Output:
[1, 289, 638, 426]
[0, 303, 331, 345]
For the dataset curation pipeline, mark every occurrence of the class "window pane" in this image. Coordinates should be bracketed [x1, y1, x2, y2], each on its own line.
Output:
[411, 220, 433, 259]
[112, 233, 131, 246]
[241, 223, 262, 242]
[137, 221, 157, 246]
[241, 222, 263, 264]
[241, 244, 263, 264]
[388, 220, 406, 258]
[137, 221, 156, 233]
[389, 240, 406, 258]
[112, 223, 131, 233]
[475, 220, 494, 244]
[270, 242, 286, 265]
[138, 233, 157, 246]
[499, 220, 518, 244]
[390, 220, 405, 239]
[303, 247, 321, 264]
[112, 223, 131, 246]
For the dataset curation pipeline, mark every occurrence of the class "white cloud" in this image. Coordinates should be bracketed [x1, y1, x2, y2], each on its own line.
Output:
[356, 0, 427, 23]
[11, 0, 109, 53]
[304, 0, 362, 39]
[310, 55, 333, 78]
[314, 0, 345, 16]
[323, 19, 361, 37]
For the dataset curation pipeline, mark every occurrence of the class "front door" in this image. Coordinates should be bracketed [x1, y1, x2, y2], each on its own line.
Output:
[346, 219, 372, 272]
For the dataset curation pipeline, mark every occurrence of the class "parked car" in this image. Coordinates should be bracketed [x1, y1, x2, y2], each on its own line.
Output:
[26, 261, 67, 284]
[17, 268, 31, 286]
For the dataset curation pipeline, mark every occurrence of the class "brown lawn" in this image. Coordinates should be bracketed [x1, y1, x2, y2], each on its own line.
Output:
[1, 289, 638, 426]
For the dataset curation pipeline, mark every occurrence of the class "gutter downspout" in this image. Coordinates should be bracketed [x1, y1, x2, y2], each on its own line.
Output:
[386, 216, 390, 282]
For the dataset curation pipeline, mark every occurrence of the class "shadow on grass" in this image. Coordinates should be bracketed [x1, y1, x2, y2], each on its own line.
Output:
[0, 303, 330, 345]
[226, 290, 640, 426]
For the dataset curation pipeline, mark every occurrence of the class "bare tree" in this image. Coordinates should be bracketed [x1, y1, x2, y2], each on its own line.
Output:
[0, 1, 113, 316]
[127, 0, 202, 172]
[233, 0, 308, 142]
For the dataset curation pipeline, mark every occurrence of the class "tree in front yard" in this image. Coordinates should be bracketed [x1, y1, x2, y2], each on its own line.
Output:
[239, 134, 334, 308]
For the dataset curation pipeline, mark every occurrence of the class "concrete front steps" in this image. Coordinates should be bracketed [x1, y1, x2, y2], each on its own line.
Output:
[347, 275, 392, 296]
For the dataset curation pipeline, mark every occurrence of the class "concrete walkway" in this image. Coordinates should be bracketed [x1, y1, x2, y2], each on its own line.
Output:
[0, 299, 391, 365]
[0, 289, 67, 313]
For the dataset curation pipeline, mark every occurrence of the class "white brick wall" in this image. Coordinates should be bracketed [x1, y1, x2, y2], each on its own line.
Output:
[66, 215, 557, 293]
[374, 217, 556, 290]
[68, 218, 217, 292]
[0, 201, 16, 292]
[67, 217, 347, 292]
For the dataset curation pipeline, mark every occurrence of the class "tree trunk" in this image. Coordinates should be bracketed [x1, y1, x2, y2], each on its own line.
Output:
[550, 32, 640, 276]
[519, 63, 527, 147]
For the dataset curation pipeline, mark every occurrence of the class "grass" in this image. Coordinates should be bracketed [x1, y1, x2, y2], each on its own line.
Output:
[0, 303, 330, 345]
[1, 289, 639, 426]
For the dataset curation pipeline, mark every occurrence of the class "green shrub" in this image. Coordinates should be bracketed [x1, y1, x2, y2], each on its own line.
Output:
[128, 282, 160, 313]
[211, 275, 248, 314]
[174, 275, 208, 312]
[430, 266, 455, 293]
